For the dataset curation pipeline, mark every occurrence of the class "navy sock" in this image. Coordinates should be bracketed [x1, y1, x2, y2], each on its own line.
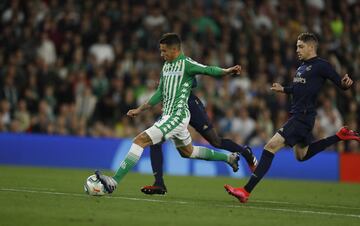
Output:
[149, 143, 165, 186]
[301, 135, 341, 161]
[220, 139, 253, 164]
[244, 150, 274, 193]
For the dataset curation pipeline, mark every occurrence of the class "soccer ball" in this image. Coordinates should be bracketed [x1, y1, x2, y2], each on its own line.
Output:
[84, 174, 106, 196]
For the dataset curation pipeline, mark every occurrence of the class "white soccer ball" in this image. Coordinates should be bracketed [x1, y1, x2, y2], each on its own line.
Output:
[84, 174, 106, 196]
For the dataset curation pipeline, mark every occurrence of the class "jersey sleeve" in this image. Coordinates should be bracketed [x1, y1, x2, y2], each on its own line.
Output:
[283, 85, 294, 94]
[185, 58, 224, 77]
[148, 74, 163, 106]
[322, 62, 346, 90]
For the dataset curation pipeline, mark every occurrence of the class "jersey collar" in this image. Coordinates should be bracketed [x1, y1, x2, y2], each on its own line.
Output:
[167, 53, 185, 63]
[303, 56, 318, 63]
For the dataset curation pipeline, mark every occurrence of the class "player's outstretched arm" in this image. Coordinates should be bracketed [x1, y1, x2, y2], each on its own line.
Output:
[186, 58, 242, 78]
[127, 83, 163, 118]
[222, 65, 242, 76]
[271, 83, 285, 93]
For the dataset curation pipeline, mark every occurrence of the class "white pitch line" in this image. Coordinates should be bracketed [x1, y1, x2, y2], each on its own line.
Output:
[0, 188, 359, 219]
[104, 194, 189, 204]
[252, 199, 360, 211]
[13, 186, 57, 191]
[220, 204, 360, 219]
[9, 186, 360, 211]
[0, 188, 189, 204]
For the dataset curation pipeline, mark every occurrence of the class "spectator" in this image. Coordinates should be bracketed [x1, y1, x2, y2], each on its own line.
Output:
[232, 108, 256, 143]
[75, 86, 97, 120]
[14, 99, 30, 132]
[43, 85, 57, 114]
[89, 33, 115, 65]
[91, 67, 109, 98]
[0, 75, 18, 110]
[317, 99, 343, 137]
[37, 32, 57, 66]
[0, 100, 11, 128]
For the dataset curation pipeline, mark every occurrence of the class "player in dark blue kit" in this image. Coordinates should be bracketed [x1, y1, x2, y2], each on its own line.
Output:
[141, 81, 258, 195]
[224, 32, 360, 203]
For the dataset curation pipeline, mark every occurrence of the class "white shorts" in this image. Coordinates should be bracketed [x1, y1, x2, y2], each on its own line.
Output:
[145, 114, 192, 147]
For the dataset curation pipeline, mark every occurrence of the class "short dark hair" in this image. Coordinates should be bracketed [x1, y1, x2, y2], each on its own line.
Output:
[297, 32, 318, 48]
[159, 33, 181, 48]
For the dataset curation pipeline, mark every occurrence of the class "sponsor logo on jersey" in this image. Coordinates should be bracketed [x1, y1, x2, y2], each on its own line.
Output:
[293, 77, 306, 84]
[294, 65, 309, 84]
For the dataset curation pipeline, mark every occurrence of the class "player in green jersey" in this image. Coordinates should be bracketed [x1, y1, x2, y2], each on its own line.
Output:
[95, 33, 243, 193]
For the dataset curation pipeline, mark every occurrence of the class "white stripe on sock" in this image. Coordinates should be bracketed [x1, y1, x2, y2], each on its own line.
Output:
[190, 146, 200, 158]
[130, 143, 144, 157]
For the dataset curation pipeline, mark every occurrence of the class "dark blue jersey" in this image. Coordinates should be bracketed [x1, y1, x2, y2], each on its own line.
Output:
[188, 93, 213, 133]
[283, 57, 346, 115]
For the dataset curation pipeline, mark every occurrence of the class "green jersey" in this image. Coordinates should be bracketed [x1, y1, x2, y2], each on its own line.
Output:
[148, 53, 224, 117]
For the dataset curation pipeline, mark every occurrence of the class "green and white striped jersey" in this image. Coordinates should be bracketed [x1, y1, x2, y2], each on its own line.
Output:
[148, 53, 224, 117]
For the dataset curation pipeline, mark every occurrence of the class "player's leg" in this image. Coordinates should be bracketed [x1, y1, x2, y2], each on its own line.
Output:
[201, 128, 258, 172]
[156, 108, 237, 168]
[293, 143, 309, 160]
[294, 126, 360, 161]
[96, 126, 160, 193]
[141, 114, 189, 195]
[224, 114, 306, 202]
[224, 132, 285, 202]
[171, 123, 240, 172]
[243, 132, 285, 191]
[111, 131, 153, 183]
[175, 141, 240, 172]
[141, 143, 168, 195]
[149, 144, 165, 187]
[187, 94, 257, 171]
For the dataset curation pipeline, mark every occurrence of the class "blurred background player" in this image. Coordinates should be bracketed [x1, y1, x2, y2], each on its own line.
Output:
[224, 32, 359, 203]
[141, 87, 258, 195]
[95, 33, 247, 193]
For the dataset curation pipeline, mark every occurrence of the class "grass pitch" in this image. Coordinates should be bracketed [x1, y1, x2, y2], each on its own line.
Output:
[0, 165, 359, 226]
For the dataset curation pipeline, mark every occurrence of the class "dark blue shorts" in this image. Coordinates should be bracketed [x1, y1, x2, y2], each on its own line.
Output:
[277, 114, 315, 147]
[188, 94, 213, 135]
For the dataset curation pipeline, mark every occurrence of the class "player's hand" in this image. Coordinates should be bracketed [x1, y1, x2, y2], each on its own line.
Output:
[341, 74, 353, 89]
[271, 83, 284, 93]
[127, 108, 141, 118]
[224, 65, 241, 76]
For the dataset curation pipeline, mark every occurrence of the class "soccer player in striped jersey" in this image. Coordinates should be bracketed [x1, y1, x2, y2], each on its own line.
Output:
[141, 80, 257, 195]
[95, 33, 248, 193]
[224, 32, 359, 203]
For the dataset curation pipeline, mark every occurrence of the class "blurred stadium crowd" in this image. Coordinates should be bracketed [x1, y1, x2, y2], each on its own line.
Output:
[0, 0, 359, 151]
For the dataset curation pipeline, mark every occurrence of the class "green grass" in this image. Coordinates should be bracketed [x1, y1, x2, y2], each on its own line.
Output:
[0, 165, 360, 226]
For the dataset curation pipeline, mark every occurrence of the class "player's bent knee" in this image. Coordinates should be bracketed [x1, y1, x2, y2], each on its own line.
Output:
[179, 151, 190, 158]
[133, 132, 152, 148]
[264, 141, 280, 153]
[295, 152, 307, 162]
[294, 146, 308, 161]
[178, 149, 191, 158]
[295, 155, 305, 162]
[177, 147, 192, 158]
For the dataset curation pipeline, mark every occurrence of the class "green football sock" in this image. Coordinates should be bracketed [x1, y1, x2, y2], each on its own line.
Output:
[113, 143, 143, 183]
[189, 146, 229, 162]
